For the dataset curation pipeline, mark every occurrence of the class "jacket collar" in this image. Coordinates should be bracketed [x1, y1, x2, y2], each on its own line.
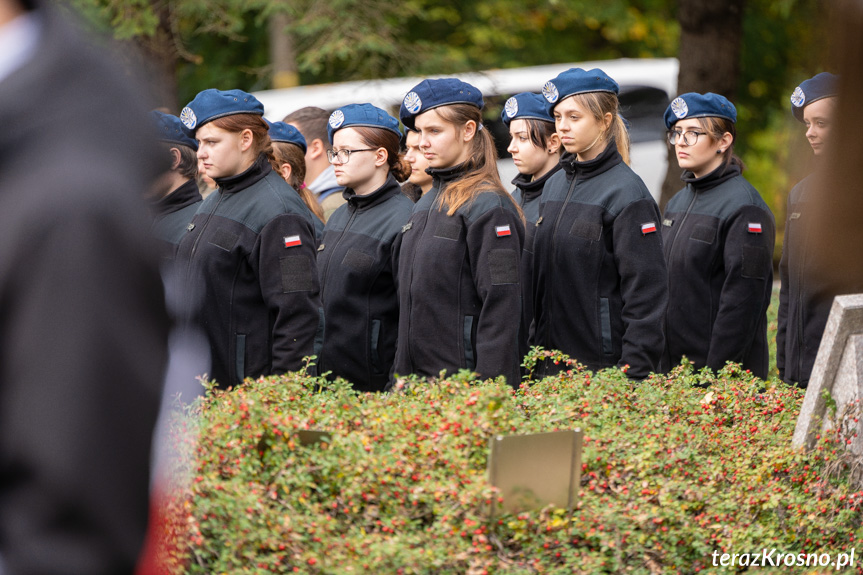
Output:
[343, 173, 402, 211]
[681, 162, 742, 192]
[152, 178, 200, 217]
[560, 140, 622, 181]
[214, 154, 271, 194]
[427, 162, 470, 189]
[511, 163, 562, 202]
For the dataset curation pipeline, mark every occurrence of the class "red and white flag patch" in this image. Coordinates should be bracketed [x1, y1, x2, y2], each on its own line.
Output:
[748, 222, 762, 234]
[641, 222, 657, 235]
[495, 225, 511, 237]
[284, 235, 302, 248]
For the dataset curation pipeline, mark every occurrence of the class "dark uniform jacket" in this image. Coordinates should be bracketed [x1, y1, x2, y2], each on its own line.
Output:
[0, 6, 170, 574]
[531, 144, 668, 380]
[777, 174, 833, 386]
[392, 164, 525, 388]
[512, 166, 562, 361]
[661, 164, 775, 379]
[176, 155, 322, 389]
[151, 178, 202, 260]
[317, 175, 413, 391]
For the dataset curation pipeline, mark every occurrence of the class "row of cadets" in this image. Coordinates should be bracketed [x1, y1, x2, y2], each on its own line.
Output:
[317, 104, 414, 391]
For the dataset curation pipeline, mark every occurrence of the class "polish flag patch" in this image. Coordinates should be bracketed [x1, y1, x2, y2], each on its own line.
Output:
[284, 235, 302, 248]
[748, 222, 762, 234]
[495, 225, 512, 237]
[641, 222, 657, 235]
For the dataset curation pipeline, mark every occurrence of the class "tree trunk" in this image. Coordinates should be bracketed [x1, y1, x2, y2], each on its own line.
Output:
[658, 0, 746, 211]
[270, 12, 299, 89]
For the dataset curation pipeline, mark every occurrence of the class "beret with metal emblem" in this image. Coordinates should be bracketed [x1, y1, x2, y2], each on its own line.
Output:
[663, 92, 737, 129]
[791, 72, 840, 122]
[399, 78, 484, 131]
[179, 88, 264, 136]
[327, 103, 402, 144]
[267, 120, 307, 154]
[150, 110, 198, 150]
[541, 68, 619, 115]
[500, 92, 554, 126]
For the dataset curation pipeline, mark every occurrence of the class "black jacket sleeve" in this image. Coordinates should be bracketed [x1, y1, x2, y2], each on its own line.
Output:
[253, 212, 322, 373]
[706, 205, 775, 373]
[466, 206, 525, 387]
[612, 199, 668, 379]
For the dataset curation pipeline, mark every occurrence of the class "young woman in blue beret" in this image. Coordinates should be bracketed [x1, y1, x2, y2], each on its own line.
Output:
[777, 73, 839, 386]
[661, 92, 775, 378]
[501, 92, 562, 360]
[392, 78, 525, 389]
[175, 89, 323, 389]
[316, 104, 414, 391]
[531, 68, 668, 380]
[268, 120, 326, 226]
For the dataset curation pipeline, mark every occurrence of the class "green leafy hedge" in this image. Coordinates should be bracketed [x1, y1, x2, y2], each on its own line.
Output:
[158, 349, 863, 574]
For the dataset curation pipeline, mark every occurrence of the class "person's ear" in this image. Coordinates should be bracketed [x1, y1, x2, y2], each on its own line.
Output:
[279, 163, 292, 181]
[308, 138, 325, 160]
[602, 112, 613, 133]
[239, 128, 254, 152]
[374, 148, 388, 168]
[547, 133, 562, 154]
[463, 120, 477, 143]
[718, 132, 734, 153]
[169, 147, 182, 170]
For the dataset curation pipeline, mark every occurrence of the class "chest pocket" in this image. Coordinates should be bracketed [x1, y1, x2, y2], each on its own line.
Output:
[689, 224, 716, 244]
[570, 219, 602, 241]
[342, 249, 375, 273]
[434, 221, 462, 241]
[209, 229, 239, 252]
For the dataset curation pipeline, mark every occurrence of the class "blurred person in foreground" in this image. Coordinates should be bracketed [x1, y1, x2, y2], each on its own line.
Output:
[0, 0, 170, 573]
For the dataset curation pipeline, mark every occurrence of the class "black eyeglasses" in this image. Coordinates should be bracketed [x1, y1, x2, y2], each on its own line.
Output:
[667, 130, 707, 146]
[326, 148, 377, 164]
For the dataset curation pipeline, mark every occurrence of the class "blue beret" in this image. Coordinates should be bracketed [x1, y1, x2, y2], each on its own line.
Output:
[150, 110, 197, 150]
[179, 89, 264, 135]
[663, 92, 737, 129]
[399, 78, 484, 131]
[791, 72, 840, 122]
[327, 103, 402, 144]
[501, 92, 554, 126]
[541, 68, 619, 114]
[267, 120, 307, 153]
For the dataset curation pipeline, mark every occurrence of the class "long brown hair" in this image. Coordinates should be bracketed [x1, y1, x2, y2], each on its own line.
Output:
[351, 126, 412, 183]
[694, 116, 745, 172]
[567, 92, 631, 165]
[433, 104, 522, 219]
[271, 141, 324, 222]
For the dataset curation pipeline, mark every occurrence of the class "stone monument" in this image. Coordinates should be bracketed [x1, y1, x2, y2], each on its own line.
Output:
[792, 294, 863, 454]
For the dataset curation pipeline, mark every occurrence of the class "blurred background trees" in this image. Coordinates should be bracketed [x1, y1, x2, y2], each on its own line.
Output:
[70, 0, 831, 224]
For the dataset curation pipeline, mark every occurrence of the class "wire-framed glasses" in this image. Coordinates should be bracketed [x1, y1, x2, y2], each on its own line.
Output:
[667, 130, 707, 146]
[326, 148, 377, 164]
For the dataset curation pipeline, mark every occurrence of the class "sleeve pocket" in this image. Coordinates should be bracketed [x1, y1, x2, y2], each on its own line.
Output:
[741, 245, 769, 279]
[488, 249, 519, 285]
[280, 255, 314, 292]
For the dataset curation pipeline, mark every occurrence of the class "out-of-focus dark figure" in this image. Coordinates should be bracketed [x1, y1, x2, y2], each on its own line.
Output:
[0, 0, 170, 573]
[778, 0, 863, 387]
[810, 0, 863, 295]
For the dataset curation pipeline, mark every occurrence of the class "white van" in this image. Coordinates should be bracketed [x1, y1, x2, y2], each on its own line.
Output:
[253, 58, 678, 200]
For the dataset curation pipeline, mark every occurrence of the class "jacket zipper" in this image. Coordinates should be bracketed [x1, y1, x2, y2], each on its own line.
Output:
[320, 208, 357, 303]
[544, 170, 579, 346]
[663, 186, 698, 356]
